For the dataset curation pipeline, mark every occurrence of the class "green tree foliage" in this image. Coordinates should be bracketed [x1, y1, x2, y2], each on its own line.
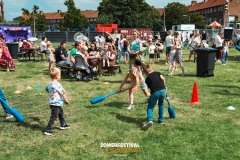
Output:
[165, 2, 189, 30]
[189, 12, 205, 29]
[59, 0, 89, 31]
[13, 5, 48, 31]
[96, 14, 114, 26]
[165, 2, 205, 30]
[97, 0, 162, 30]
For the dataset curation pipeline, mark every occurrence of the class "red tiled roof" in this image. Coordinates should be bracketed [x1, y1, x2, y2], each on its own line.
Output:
[45, 12, 64, 20]
[188, 0, 227, 12]
[22, 10, 98, 20]
[81, 10, 98, 18]
[156, 8, 165, 14]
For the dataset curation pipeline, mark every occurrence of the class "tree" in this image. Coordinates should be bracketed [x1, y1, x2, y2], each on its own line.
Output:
[59, 0, 89, 31]
[189, 12, 205, 29]
[13, 5, 48, 31]
[164, 2, 189, 30]
[96, 14, 114, 26]
[165, 2, 205, 30]
[97, 0, 162, 29]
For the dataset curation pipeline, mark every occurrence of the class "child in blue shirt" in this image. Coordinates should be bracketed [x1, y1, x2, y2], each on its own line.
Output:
[44, 67, 70, 136]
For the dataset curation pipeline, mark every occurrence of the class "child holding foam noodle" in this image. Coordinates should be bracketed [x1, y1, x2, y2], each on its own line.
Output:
[44, 67, 70, 136]
[118, 65, 150, 110]
[142, 64, 167, 130]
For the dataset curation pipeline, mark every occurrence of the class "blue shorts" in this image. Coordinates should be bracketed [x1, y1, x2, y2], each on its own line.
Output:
[140, 81, 148, 89]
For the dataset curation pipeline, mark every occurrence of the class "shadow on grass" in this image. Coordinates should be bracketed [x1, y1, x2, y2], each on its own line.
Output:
[207, 84, 240, 89]
[211, 90, 239, 96]
[113, 112, 145, 127]
[85, 105, 103, 109]
[104, 101, 129, 109]
[85, 101, 129, 109]
[226, 55, 239, 61]
[16, 116, 46, 131]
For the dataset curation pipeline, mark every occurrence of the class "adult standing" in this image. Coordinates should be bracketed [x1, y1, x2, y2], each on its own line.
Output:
[165, 30, 174, 65]
[188, 30, 201, 62]
[119, 34, 126, 64]
[129, 30, 142, 67]
[201, 31, 208, 44]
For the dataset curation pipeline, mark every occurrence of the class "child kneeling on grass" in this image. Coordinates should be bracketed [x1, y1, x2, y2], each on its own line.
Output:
[142, 64, 167, 130]
[45, 67, 70, 136]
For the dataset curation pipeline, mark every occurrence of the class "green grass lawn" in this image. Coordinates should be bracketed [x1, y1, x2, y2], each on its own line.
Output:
[1, 47, 240, 160]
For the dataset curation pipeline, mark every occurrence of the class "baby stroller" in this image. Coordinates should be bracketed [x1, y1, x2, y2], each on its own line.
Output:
[74, 54, 98, 82]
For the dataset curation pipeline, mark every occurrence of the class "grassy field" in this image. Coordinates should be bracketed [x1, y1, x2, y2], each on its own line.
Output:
[1, 46, 240, 160]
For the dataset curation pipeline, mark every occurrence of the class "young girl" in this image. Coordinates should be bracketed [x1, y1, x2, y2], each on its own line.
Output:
[118, 65, 150, 110]
[154, 41, 163, 63]
[148, 42, 155, 64]
[46, 41, 56, 71]
[222, 40, 229, 65]
[168, 33, 185, 76]
[102, 50, 110, 67]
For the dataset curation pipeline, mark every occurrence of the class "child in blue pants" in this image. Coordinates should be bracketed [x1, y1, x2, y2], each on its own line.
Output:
[142, 64, 167, 130]
[221, 40, 228, 65]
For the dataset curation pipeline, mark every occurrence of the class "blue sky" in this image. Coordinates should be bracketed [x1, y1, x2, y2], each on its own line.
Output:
[4, 0, 191, 20]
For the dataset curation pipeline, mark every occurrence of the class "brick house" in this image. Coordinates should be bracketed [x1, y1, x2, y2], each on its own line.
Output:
[45, 10, 98, 31]
[188, 0, 240, 28]
[23, 10, 98, 31]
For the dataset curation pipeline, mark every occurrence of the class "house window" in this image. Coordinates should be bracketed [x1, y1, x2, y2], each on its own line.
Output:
[218, 6, 223, 11]
[214, 7, 217, 12]
[209, 8, 212, 13]
[219, 19, 223, 24]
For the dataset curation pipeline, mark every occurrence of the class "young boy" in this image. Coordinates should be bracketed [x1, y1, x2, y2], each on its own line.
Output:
[44, 67, 70, 136]
[142, 64, 167, 130]
[148, 42, 155, 64]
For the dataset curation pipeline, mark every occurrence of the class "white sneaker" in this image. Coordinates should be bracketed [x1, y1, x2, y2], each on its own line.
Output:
[6, 113, 14, 119]
[168, 65, 172, 71]
[142, 121, 153, 130]
[127, 104, 134, 110]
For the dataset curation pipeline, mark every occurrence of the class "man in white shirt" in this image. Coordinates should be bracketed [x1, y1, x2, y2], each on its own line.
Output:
[40, 37, 47, 53]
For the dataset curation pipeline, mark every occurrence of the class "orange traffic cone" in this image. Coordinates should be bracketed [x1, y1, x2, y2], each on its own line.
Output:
[189, 82, 201, 104]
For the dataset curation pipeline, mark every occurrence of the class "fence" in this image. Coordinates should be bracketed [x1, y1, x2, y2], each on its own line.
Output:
[36, 28, 238, 44]
[35, 31, 106, 43]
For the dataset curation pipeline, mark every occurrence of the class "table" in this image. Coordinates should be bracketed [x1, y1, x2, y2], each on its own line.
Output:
[23, 47, 39, 60]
